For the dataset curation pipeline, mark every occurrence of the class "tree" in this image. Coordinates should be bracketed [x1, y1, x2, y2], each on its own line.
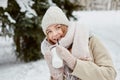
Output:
[12, 0, 50, 62]
[0, 7, 11, 37]
[0, 0, 49, 62]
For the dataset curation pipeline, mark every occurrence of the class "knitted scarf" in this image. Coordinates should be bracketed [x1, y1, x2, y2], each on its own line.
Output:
[41, 21, 92, 80]
[59, 21, 91, 59]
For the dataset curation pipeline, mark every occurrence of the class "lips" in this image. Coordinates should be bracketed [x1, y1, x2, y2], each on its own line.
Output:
[53, 35, 63, 43]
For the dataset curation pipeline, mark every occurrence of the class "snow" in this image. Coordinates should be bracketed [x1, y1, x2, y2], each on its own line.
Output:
[4, 12, 16, 23]
[0, 37, 50, 80]
[0, 11, 120, 80]
[16, 0, 37, 18]
[0, 0, 8, 9]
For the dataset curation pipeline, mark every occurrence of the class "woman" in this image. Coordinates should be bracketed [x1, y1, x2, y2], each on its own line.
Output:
[41, 6, 116, 80]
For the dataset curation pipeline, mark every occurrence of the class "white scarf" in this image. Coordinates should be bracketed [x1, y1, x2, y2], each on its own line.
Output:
[59, 21, 91, 59]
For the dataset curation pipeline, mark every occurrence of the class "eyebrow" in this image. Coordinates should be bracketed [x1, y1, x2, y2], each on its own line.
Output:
[46, 29, 50, 32]
[54, 24, 60, 27]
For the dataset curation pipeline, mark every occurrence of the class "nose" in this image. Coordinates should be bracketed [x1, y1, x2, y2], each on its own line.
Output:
[52, 31, 59, 39]
[53, 30, 58, 37]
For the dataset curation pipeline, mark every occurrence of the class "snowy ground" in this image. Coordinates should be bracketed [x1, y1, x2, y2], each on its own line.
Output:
[0, 37, 50, 80]
[0, 11, 120, 80]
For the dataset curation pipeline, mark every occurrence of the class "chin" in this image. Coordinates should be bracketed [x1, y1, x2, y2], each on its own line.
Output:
[54, 41, 58, 44]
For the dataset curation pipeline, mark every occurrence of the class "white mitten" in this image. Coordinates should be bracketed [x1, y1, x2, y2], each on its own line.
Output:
[59, 22, 75, 48]
[51, 46, 63, 68]
[56, 45, 77, 70]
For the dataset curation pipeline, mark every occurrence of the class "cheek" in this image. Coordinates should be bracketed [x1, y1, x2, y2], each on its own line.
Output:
[47, 36, 56, 44]
[59, 30, 64, 37]
[60, 33, 64, 37]
[47, 34, 56, 43]
[60, 26, 67, 37]
[47, 34, 52, 41]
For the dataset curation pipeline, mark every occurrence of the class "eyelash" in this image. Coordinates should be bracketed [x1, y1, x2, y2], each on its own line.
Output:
[47, 31, 52, 34]
[57, 27, 60, 29]
[56, 26, 61, 29]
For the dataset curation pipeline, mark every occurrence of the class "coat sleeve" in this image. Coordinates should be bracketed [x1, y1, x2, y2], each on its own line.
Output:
[71, 36, 117, 80]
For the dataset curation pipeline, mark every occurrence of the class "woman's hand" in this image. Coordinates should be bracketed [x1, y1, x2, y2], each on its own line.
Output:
[56, 45, 77, 70]
[55, 45, 92, 70]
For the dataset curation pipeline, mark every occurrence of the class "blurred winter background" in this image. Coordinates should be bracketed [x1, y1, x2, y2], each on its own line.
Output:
[0, 0, 120, 80]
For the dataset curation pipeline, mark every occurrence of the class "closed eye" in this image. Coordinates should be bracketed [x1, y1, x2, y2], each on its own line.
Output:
[56, 25, 61, 30]
[46, 30, 52, 35]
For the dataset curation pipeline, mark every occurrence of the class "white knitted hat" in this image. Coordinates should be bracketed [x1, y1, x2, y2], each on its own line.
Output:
[41, 6, 69, 35]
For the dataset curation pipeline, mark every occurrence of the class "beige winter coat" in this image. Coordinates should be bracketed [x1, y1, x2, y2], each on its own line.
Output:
[71, 35, 117, 80]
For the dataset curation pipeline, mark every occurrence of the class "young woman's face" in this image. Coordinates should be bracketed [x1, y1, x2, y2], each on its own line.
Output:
[46, 24, 67, 44]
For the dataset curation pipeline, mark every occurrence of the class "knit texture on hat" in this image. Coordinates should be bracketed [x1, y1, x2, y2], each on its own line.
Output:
[41, 6, 69, 35]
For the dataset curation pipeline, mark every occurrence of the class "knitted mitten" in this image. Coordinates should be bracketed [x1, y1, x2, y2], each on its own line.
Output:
[56, 45, 77, 70]
[51, 47, 63, 68]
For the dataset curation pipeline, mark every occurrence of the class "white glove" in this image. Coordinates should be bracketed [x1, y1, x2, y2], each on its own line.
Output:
[56, 45, 77, 70]
[51, 46, 63, 68]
